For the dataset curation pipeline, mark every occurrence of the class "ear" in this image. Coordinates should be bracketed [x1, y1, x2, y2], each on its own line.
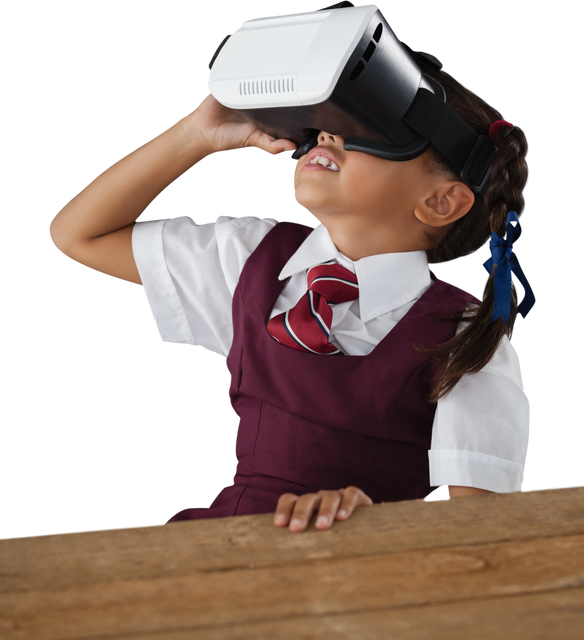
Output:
[414, 181, 475, 228]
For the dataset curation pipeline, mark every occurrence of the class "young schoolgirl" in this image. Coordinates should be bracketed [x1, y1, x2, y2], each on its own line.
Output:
[50, 43, 532, 534]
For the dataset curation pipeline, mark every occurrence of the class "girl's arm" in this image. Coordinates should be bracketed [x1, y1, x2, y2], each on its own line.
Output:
[50, 119, 208, 284]
[50, 95, 296, 284]
[449, 486, 494, 497]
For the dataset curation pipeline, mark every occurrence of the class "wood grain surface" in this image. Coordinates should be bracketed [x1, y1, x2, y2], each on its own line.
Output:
[1, 487, 583, 639]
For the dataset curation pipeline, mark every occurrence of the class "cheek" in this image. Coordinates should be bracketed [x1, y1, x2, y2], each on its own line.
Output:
[345, 156, 386, 182]
[343, 165, 392, 207]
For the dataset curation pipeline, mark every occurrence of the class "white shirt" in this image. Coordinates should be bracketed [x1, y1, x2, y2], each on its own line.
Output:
[132, 215, 529, 493]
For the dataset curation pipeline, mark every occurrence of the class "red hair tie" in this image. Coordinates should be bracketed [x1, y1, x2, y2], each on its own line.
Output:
[489, 119, 513, 142]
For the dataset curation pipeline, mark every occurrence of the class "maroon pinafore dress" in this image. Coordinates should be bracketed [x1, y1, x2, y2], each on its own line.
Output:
[168, 222, 476, 522]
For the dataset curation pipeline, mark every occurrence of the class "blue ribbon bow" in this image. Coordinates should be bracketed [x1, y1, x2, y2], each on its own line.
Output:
[483, 211, 536, 325]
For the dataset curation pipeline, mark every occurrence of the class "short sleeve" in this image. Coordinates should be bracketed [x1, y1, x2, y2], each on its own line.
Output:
[429, 335, 529, 493]
[132, 215, 277, 356]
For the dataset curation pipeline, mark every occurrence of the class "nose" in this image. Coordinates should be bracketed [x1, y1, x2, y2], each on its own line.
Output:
[317, 129, 344, 140]
[318, 131, 342, 145]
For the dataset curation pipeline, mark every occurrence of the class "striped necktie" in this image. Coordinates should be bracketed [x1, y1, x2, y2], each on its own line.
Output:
[267, 261, 359, 354]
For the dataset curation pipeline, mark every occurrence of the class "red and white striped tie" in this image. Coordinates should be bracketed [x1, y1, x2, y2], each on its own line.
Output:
[267, 261, 359, 354]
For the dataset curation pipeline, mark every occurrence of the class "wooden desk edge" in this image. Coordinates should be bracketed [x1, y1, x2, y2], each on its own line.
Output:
[0, 482, 583, 539]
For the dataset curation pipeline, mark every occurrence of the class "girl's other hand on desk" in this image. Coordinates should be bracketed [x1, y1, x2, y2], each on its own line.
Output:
[273, 487, 373, 533]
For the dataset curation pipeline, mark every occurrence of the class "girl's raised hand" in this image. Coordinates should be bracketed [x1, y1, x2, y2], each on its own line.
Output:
[183, 94, 297, 156]
[273, 487, 373, 532]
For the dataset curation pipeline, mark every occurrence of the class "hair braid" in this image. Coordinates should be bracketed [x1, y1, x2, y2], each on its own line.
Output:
[485, 126, 528, 235]
[410, 57, 529, 401]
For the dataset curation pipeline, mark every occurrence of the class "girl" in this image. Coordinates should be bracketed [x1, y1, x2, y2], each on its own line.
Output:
[50, 44, 531, 534]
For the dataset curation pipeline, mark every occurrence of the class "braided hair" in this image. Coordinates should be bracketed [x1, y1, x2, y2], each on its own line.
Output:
[413, 55, 529, 401]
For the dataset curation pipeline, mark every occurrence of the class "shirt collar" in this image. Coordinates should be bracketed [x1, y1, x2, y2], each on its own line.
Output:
[279, 224, 432, 324]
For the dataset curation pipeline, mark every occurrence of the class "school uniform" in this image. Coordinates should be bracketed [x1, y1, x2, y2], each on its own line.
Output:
[132, 215, 529, 521]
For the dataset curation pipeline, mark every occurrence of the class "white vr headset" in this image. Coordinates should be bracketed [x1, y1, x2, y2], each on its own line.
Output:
[208, 2, 496, 195]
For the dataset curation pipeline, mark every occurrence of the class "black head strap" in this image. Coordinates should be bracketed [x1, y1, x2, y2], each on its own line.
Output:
[402, 88, 496, 196]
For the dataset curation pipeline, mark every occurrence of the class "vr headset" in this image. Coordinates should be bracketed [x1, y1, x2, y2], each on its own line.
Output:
[208, 2, 496, 196]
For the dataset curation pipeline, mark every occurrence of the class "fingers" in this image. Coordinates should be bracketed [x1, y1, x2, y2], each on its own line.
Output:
[263, 133, 297, 154]
[273, 487, 373, 533]
[284, 491, 342, 532]
[269, 143, 296, 158]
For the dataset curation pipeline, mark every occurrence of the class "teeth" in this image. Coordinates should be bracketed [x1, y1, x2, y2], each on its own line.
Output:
[309, 155, 340, 171]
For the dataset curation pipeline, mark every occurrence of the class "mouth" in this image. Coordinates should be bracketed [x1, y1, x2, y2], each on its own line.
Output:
[302, 161, 340, 173]
[302, 152, 340, 173]
[303, 147, 341, 172]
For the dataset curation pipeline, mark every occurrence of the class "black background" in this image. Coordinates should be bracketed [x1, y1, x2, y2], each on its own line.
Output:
[5, 0, 560, 535]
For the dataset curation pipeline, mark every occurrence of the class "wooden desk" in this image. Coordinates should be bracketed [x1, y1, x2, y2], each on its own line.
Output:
[1, 487, 583, 639]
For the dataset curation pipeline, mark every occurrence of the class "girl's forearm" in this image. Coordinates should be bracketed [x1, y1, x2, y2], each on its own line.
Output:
[50, 115, 212, 248]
